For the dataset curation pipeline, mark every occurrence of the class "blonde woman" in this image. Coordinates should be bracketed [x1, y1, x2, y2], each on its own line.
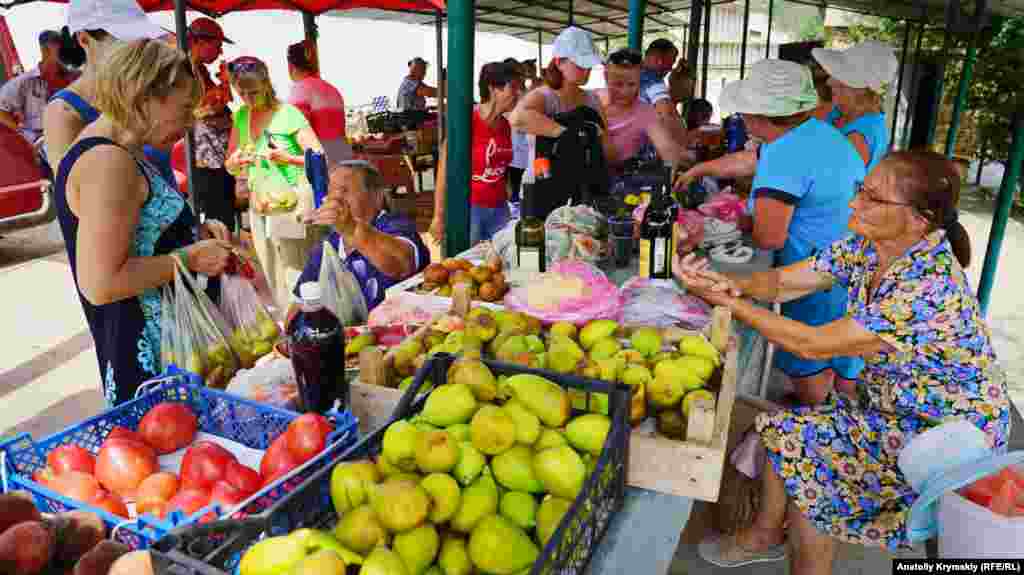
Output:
[223, 56, 323, 308]
[54, 40, 232, 406]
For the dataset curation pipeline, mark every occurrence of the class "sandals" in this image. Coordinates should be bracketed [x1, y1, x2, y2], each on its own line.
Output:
[698, 532, 787, 568]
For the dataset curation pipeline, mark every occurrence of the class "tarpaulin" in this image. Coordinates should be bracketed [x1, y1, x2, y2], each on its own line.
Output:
[1, 0, 443, 16]
[0, 16, 22, 84]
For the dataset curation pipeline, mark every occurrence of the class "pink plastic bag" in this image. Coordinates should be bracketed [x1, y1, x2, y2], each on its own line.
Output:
[504, 261, 623, 325]
[676, 209, 705, 255]
[698, 193, 746, 223]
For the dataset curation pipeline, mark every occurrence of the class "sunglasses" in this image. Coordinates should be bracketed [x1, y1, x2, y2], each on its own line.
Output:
[608, 49, 642, 66]
[227, 57, 265, 75]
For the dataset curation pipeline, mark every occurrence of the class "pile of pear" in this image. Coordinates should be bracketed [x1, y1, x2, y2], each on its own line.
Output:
[239, 363, 615, 575]
[227, 307, 283, 369]
[163, 340, 238, 389]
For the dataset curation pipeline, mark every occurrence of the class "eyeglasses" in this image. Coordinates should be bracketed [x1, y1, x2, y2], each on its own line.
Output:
[227, 57, 264, 75]
[608, 49, 642, 66]
[854, 182, 915, 208]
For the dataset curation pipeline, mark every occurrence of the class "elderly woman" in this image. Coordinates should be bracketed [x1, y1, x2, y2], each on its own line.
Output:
[677, 151, 1010, 573]
[224, 56, 324, 308]
[289, 160, 429, 319]
[54, 40, 232, 406]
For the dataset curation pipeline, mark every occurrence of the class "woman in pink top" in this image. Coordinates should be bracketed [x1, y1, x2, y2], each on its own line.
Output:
[598, 48, 686, 174]
[286, 41, 351, 163]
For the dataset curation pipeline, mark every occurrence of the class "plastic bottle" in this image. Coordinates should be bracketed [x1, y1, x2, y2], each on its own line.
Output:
[287, 282, 348, 414]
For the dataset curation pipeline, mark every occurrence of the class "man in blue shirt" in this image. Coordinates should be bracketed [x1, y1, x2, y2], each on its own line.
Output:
[639, 39, 690, 152]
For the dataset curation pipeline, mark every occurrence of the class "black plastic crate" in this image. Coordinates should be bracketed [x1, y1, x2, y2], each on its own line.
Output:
[153, 354, 630, 575]
[366, 110, 430, 134]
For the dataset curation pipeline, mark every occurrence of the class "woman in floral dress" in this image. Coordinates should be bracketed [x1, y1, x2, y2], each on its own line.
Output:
[675, 150, 1010, 574]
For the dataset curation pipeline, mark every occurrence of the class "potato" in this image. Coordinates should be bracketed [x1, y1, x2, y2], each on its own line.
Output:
[0, 520, 56, 574]
[51, 511, 105, 566]
[0, 492, 41, 535]
[73, 541, 130, 575]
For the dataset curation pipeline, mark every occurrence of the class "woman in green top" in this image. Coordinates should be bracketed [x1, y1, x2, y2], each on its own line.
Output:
[224, 56, 323, 308]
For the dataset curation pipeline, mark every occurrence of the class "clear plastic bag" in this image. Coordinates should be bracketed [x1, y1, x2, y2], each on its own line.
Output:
[225, 358, 299, 410]
[168, 259, 239, 388]
[318, 240, 368, 327]
[618, 276, 712, 329]
[160, 287, 176, 372]
[248, 167, 301, 215]
[219, 274, 281, 369]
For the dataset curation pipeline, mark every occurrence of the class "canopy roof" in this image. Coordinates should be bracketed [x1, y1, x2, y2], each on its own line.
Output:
[0, 0, 443, 17]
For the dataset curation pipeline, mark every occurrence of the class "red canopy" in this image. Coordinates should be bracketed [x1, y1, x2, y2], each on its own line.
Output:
[1, 0, 443, 17]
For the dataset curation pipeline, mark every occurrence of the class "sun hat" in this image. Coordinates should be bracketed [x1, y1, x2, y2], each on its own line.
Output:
[812, 40, 898, 92]
[552, 26, 603, 70]
[67, 0, 167, 41]
[898, 420, 1024, 543]
[718, 59, 819, 118]
[188, 17, 233, 45]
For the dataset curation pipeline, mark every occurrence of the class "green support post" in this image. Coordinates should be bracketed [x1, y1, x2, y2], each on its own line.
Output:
[944, 37, 978, 158]
[443, 0, 475, 258]
[977, 109, 1024, 315]
[628, 0, 646, 51]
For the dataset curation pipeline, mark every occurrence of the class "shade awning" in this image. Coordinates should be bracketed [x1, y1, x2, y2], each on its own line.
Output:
[0, 0, 444, 17]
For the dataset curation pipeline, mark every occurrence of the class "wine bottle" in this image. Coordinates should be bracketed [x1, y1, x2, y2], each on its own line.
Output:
[516, 163, 546, 273]
[638, 167, 676, 280]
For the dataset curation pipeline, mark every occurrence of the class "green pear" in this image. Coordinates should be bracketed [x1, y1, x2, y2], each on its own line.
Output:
[630, 327, 663, 358]
[289, 528, 364, 566]
[453, 442, 486, 486]
[420, 383, 478, 427]
[649, 351, 679, 365]
[679, 334, 721, 366]
[465, 315, 498, 343]
[496, 335, 530, 363]
[346, 333, 376, 357]
[394, 524, 440, 575]
[331, 461, 380, 515]
[292, 549, 347, 575]
[468, 515, 539, 575]
[359, 547, 410, 575]
[371, 479, 431, 533]
[595, 357, 624, 382]
[238, 535, 306, 575]
[588, 337, 621, 361]
[500, 491, 538, 530]
[621, 364, 653, 388]
[565, 414, 611, 456]
[438, 537, 472, 575]
[446, 423, 472, 442]
[682, 388, 716, 419]
[527, 352, 547, 371]
[677, 356, 717, 389]
[506, 374, 571, 428]
[450, 474, 499, 533]
[416, 430, 460, 473]
[546, 337, 584, 375]
[492, 445, 544, 493]
[649, 360, 690, 408]
[614, 349, 646, 365]
[502, 400, 541, 445]
[533, 446, 586, 500]
[393, 340, 424, 377]
[579, 320, 618, 351]
[494, 310, 530, 334]
[657, 409, 686, 439]
[534, 428, 568, 451]
[549, 321, 578, 341]
[448, 359, 498, 402]
[424, 567, 443, 575]
[420, 473, 461, 523]
[377, 454, 402, 477]
[536, 496, 573, 545]
[334, 505, 387, 554]
[410, 415, 439, 432]
[470, 405, 516, 456]
[383, 420, 422, 472]
[523, 334, 545, 354]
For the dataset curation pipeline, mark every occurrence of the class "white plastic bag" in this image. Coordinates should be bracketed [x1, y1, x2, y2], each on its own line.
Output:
[318, 240, 368, 327]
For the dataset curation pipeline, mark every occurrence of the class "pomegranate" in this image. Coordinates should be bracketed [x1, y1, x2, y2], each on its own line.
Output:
[138, 403, 198, 454]
[94, 438, 158, 498]
[284, 414, 334, 464]
[180, 441, 237, 491]
[224, 461, 261, 497]
[47, 445, 96, 475]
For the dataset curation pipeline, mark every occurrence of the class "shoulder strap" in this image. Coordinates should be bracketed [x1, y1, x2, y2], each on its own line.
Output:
[51, 90, 100, 124]
[56, 137, 150, 198]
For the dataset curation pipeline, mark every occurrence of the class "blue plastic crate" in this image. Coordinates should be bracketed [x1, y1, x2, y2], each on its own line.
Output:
[0, 369, 358, 550]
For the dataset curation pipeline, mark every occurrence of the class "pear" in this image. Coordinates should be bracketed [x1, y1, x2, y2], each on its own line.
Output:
[331, 460, 380, 514]
[649, 351, 679, 365]
[657, 409, 686, 439]
[394, 340, 424, 377]
[682, 389, 717, 419]
[649, 359, 692, 408]
[453, 442, 486, 486]
[371, 479, 431, 533]
[465, 315, 498, 343]
[292, 549, 347, 575]
[537, 496, 573, 546]
[595, 357, 624, 382]
[466, 306, 493, 324]
[565, 414, 611, 456]
[677, 356, 717, 389]
[579, 319, 618, 351]
[506, 374, 571, 428]
[346, 333, 376, 357]
[588, 337, 621, 361]
[527, 352, 547, 371]
[628, 326, 661, 357]
[359, 547, 410, 575]
[621, 364, 653, 388]
[534, 428, 568, 451]
[533, 446, 586, 500]
[446, 423, 471, 442]
[416, 430, 460, 473]
[238, 535, 306, 575]
[523, 334, 545, 354]
[420, 383, 478, 427]
[450, 475, 499, 533]
[494, 310, 529, 334]
[492, 445, 544, 493]
[383, 421, 422, 472]
[334, 505, 387, 554]
[424, 568, 443, 575]
[448, 359, 498, 402]
[549, 321, 578, 341]
[377, 454, 402, 477]
[679, 334, 721, 366]
[289, 528, 364, 567]
[501, 491, 538, 530]
[394, 524, 440, 575]
[496, 335, 530, 363]
[421, 473, 461, 523]
[546, 337, 584, 375]
[502, 400, 541, 445]
[438, 537, 473, 575]
[468, 515, 539, 575]
[410, 416, 439, 432]
[470, 405, 516, 456]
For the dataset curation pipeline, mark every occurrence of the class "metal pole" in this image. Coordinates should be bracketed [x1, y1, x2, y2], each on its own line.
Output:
[302, 12, 319, 72]
[686, 0, 703, 96]
[903, 20, 926, 150]
[568, 0, 575, 25]
[890, 20, 911, 150]
[436, 11, 445, 144]
[978, 109, 1024, 315]
[944, 0, 985, 158]
[739, 0, 750, 79]
[765, 0, 774, 58]
[444, 0, 475, 257]
[926, 6, 955, 148]
[628, 0, 646, 51]
[701, 0, 710, 98]
[173, 0, 196, 218]
[538, 30, 543, 70]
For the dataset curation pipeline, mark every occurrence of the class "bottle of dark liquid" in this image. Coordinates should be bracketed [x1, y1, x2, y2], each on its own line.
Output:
[287, 282, 348, 413]
[638, 168, 677, 280]
[516, 176, 546, 273]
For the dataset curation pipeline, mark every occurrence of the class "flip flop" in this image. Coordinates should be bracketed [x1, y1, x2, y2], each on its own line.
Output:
[698, 532, 787, 568]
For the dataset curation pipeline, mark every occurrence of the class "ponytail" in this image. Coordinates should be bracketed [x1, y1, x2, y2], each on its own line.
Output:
[944, 220, 972, 269]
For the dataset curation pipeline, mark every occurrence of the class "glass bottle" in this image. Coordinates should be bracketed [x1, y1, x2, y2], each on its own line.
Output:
[287, 282, 348, 413]
[638, 168, 677, 280]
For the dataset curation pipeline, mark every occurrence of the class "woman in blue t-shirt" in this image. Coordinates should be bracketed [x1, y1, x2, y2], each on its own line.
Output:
[812, 41, 899, 172]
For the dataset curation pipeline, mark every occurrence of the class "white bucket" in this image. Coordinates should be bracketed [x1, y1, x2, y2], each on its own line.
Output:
[938, 490, 1024, 558]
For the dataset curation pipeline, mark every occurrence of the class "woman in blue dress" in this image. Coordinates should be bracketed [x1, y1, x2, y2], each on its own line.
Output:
[54, 40, 232, 406]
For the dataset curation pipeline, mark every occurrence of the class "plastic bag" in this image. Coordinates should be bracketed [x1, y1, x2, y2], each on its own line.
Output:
[698, 192, 746, 223]
[220, 274, 281, 369]
[545, 204, 607, 266]
[160, 287, 176, 372]
[619, 276, 712, 329]
[676, 209, 706, 255]
[504, 260, 623, 325]
[225, 357, 299, 410]
[318, 240, 368, 327]
[167, 259, 239, 388]
[248, 167, 301, 215]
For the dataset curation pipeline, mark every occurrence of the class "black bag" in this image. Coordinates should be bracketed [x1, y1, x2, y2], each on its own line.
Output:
[534, 106, 609, 220]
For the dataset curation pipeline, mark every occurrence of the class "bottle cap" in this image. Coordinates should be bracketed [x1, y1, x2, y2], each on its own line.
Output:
[533, 158, 551, 172]
[299, 282, 322, 304]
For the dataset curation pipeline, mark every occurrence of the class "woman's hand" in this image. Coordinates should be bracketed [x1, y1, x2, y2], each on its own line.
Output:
[674, 165, 702, 190]
[200, 219, 232, 242]
[184, 239, 233, 276]
[226, 149, 253, 174]
[429, 215, 445, 245]
[674, 253, 741, 306]
[267, 148, 296, 165]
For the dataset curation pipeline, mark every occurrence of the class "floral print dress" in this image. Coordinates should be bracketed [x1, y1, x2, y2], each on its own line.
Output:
[755, 231, 1010, 550]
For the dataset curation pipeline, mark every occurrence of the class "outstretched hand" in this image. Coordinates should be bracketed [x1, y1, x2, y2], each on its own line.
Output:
[673, 253, 741, 306]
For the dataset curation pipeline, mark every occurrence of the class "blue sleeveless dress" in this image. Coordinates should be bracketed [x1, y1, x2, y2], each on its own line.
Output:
[54, 136, 198, 406]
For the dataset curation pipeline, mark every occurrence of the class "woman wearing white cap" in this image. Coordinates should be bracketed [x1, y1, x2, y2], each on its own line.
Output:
[813, 41, 899, 172]
[43, 0, 169, 170]
[676, 150, 1009, 573]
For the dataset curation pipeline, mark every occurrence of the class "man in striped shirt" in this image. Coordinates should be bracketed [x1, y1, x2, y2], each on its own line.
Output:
[396, 57, 437, 111]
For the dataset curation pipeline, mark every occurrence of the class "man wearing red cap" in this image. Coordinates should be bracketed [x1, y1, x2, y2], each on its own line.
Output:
[188, 17, 237, 229]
